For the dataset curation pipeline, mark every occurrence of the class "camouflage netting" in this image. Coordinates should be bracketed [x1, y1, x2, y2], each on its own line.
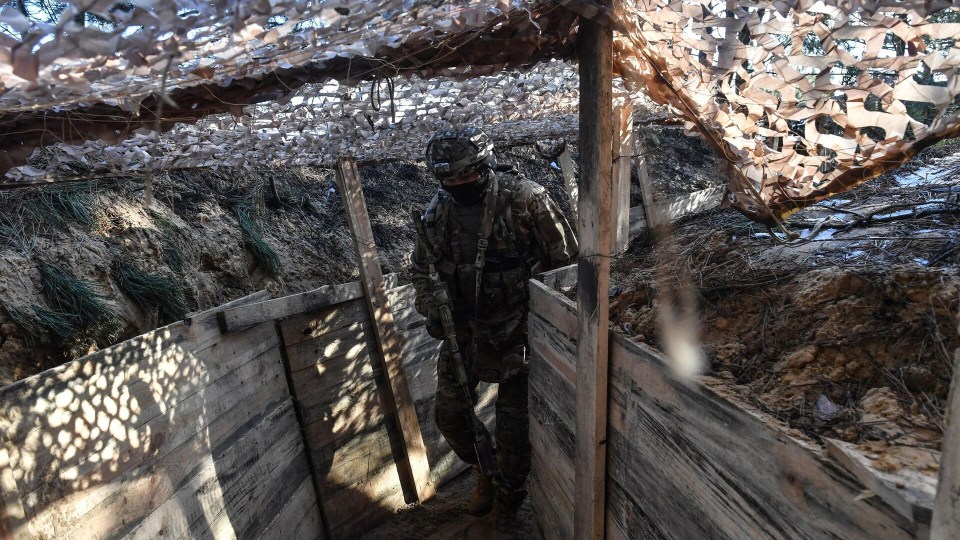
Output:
[0, 0, 959, 223]
[614, 0, 960, 223]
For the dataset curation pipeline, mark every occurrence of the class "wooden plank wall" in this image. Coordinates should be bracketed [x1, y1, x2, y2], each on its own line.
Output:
[278, 283, 496, 539]
[0, 292, 323, 540]
[526, 278, 920, 540]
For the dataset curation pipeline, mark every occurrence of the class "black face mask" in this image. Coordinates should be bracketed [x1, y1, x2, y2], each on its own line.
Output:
[441, 174, 489, 206]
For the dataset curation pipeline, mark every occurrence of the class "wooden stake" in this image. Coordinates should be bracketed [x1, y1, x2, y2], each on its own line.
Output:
[612, 103, 633, 254]
[634, 154, 658, 229]
[557, 147, 579, 223]
[574, 11, 613, 540]
[334, 157, 435, 504]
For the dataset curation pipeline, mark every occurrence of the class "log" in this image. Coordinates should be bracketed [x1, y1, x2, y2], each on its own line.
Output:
[336, 157, 432, 503]
[217, 281, 364, 332]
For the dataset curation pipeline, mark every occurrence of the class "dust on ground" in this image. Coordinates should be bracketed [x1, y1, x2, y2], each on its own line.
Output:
[608, 137, 960, 479]
[364, 469, 535, 540]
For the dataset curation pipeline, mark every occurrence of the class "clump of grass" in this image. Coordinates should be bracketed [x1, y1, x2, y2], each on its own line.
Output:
[112, 260, 188, 322]
[147, 209, 187, 274]
[6, 305, 78, 344]
[27, 182, 96, 228]
[235, 204, 281, 276]
[38, 262, 119, 337]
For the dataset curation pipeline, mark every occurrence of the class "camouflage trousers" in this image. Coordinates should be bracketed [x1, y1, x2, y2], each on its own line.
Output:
[434, 324, 530, 508]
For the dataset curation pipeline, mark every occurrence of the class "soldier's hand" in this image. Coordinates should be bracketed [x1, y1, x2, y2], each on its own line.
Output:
[426, 312, 445, 339]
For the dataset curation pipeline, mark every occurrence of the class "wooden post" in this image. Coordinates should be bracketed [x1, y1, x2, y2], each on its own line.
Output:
[634, 154, 658, 229]
[932, 338, 960, 538]
[557, 147, 579, 223]
[612, 103, 633, 254]
[334, 157, 435, 503]
[574, 9, 613, 540]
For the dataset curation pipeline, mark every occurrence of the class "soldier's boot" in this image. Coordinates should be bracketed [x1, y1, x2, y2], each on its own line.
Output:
[491, 489, 525, 539]
[466, 466, 495, 517]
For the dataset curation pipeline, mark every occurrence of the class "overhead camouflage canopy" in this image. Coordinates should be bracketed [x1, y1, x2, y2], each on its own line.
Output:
[613, 0, 960, 223]
[0, 0, 958, 224]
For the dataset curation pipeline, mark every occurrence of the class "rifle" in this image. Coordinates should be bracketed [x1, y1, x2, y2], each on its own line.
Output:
[411, 210, 497, 478]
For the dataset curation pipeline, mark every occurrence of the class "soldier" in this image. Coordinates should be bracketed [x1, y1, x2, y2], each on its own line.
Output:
[411, 126, 578, 533]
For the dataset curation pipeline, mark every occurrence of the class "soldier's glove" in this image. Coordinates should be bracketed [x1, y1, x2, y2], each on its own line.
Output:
[426, 311, 445, 340]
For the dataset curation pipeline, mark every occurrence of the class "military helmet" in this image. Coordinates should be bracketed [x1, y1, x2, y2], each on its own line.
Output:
[425, 126, 495, 179]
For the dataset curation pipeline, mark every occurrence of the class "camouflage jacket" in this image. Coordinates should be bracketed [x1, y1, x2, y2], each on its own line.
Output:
[412, 167, 578, 327]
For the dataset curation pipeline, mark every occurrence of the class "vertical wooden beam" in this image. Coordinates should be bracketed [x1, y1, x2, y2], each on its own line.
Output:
[932, 337, 960, 538]
[575, 10, 613, 540]
[612, 103, 633, 254]
[634, 154, 658, 229]
[334, 157, 435, 503]
[557, 147, 579, 223]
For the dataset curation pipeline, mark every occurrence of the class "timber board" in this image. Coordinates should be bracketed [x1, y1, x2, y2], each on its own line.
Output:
[257, 478, 324, 540]
[27, 375, 290, 540]
[527, 275, 917, 540]
[217, 281, 364, 333]
[279, 298, 368, 348]
[14, 335, 282, 511]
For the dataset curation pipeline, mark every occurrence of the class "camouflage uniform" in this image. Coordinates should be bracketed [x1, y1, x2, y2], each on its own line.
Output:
[412, 165, 578, 507]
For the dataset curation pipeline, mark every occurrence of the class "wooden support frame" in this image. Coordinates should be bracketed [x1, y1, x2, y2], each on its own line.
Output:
[574, 9, 613, 540]
[334, 157, 435, 504]
[612, 103, 633, 254]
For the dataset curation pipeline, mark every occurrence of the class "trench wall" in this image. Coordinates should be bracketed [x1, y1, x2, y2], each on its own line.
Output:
[527, 276, 922, 540]
[0, 280, 490, 540]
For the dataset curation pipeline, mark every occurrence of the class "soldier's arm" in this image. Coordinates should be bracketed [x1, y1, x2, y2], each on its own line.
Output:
[524, 183, 579, 270]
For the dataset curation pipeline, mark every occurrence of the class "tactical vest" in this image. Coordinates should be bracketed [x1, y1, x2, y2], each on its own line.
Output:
[423, 171, 533, 322]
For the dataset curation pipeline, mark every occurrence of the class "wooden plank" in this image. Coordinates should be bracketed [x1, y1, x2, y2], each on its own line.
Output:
[123, 401, 302, 540]
[0, 293, 264, 447]
[606, 332, 915, 539]
[185, 289, 269, 319]
[217, 281, 364, 333]
[298, 378, 386, 447]
[322, 462, 406, 539]
[529, 279, 577, 339]
[538, 263, 578, 292]
[279, 298, 368, 348]
[0, 442, 29, 540]
[628, 183, 726, 234]
[612, 102, 633, 254]
[8, 321, 280, 506]
[29, 366, 290, 540]
[256, 477, 325, 540]
[825, 438, 935, 526]
[335, 156, 433, 503]
[21, 343, 286, 534]
[634, 154, 658, 230]
[285, 321, 376, 376]
[932, 345, 960, 539]
[576, 21, 614, 534]
[557, 146, 579, 223]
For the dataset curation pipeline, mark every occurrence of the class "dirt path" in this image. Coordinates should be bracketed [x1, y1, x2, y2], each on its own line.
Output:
[364, 470, 536, 540]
